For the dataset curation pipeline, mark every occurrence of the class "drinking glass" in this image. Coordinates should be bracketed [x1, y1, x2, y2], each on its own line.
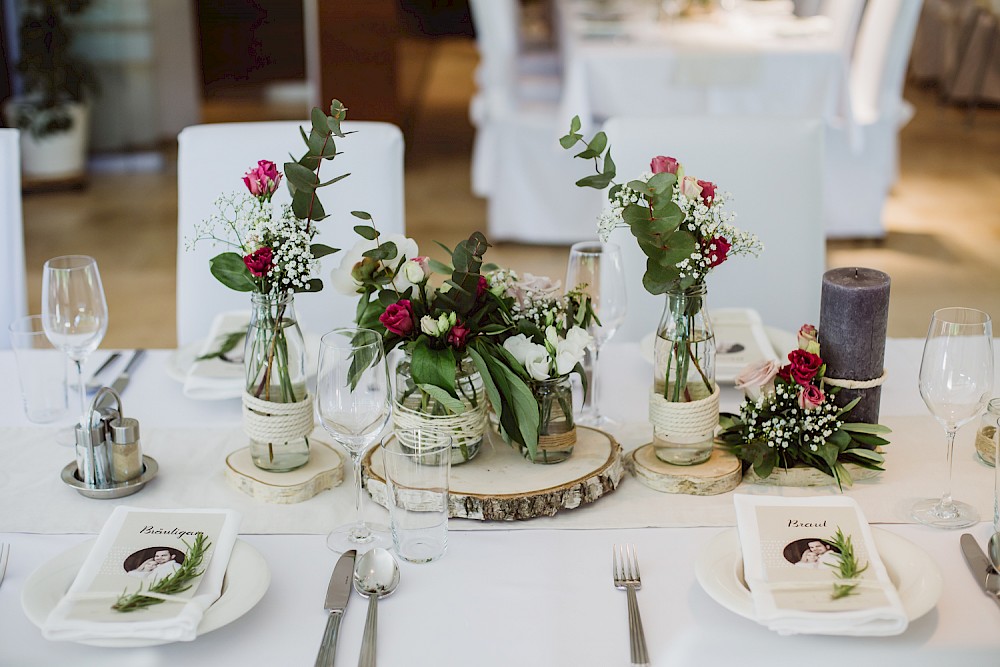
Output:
[9, 315, 69, 423]
[41, 255, 108, 428]
[913, 307, 994, 528]
[565, 241, 627, 427]
[317, 328, 392, 552]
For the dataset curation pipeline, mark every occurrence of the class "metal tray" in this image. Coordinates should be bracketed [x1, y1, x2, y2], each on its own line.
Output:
[60, 455, 158, 499]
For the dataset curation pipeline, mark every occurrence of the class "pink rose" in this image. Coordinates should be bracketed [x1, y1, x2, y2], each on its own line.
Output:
[650, 155, 679, 175]
[798, 324, 820, 353]
[787, 349, 823, 386]
[243, 247, 274, 277]
[476, 275, 488, 298]
[379, 300, 414, 336]
[680, 175, 702, 200]
[734, 359, 779, 401]
[243, 160, 282, 200]
[697, 179, 716, 206]
[703, 236, 731, 268]
[447, 321, 470, 349]
[797, 384, 826, 410]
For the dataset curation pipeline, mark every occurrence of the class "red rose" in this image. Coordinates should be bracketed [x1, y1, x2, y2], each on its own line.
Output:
[476, 275, 488, 298]
[650, 155, 679, 175]
[697, 179, 716, 206]
[447, 322, 470, 349]
[379, 299, 414, 336]
[243, 160, 282, 200]
[243, 247, 274, 277]
[787, 349, 823, 386]
[703, 236, 731, 268]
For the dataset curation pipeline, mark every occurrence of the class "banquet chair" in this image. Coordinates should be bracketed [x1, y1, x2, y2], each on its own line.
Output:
[818, 0, 865, 59]
[176, 121, 404, 347]
[601, 116, 824, 342]
[0, 128, 27, 347]
[822, 0, 923, 239]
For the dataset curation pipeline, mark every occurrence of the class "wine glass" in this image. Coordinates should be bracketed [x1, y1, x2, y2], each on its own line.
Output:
[565, 241, 627, 427]
[41, 256, 109, 429]
[317, 327, 392, 552]
[913, 307, 994, 528]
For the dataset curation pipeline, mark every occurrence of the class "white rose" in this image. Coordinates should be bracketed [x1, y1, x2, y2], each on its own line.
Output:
[329, 233, 420, 295]
[401, 258, 426, 284]
[503, 334, 533, 365]
[564, 327, 593, 354]
[680, 175, 702, 201]
[522, 343, 551, 381]
[420, 315, 440, 336]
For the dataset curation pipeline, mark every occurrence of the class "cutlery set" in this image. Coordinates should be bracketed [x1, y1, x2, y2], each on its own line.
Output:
[86, 349, 146, 399]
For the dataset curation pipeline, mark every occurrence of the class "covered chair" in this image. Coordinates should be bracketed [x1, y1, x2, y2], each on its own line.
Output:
[176, 121, 404, 346]
[600, 116, 824, 342]
[822, 0, 923, 238]
[0, 128, 27, 346]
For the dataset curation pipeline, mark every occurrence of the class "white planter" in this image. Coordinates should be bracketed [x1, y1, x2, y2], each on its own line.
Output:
[4, 100, 89, 181]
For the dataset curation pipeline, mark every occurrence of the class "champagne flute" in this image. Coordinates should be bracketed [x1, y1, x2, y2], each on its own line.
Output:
[913, 307, 994, 528]
[41, 255, 109, 428]
[566, 241, 627, 427]
[317, 328, 392, 552]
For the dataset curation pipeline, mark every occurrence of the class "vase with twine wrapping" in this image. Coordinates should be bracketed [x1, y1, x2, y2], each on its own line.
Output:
[393, 351, 487, 464]
[651, 284, 719, 465]
[521, 375, 576, 464]
[243, 292, 312, 471]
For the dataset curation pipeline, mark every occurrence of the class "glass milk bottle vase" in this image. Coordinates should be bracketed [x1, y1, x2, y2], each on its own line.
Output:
[651, 284, 719, 465]
[393, 351, 487, 464]
[243, 291, 312, 471]
[524, 375, 576, 464]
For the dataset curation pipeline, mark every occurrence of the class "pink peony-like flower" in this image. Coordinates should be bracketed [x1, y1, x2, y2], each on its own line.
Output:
[787, 349, 823, 386]
[650, 155, 679, 175]
[798, 324, 819, 353]
[697, 179, 716, 206]
[243, 246, 274, 277]
[379, 300, 414, 336]
[703, 236, 731, 268]
[243, 160, 282, 200]
[797, 384, 826, 410]
[734, 359, 779, 401]
[447, 322, 470, 349]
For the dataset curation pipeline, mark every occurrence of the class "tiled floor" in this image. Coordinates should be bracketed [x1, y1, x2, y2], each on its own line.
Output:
[20, 38, 1000, 347]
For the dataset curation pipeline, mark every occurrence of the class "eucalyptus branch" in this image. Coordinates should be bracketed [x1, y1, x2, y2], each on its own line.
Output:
[112, 534, 211, 613]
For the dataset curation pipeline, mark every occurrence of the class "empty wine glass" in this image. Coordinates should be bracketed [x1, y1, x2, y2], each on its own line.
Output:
[565, 241, 627, 427]
[41, 255, 108, 428]
[317, 328, 392, 552]
[913, 307, 994, 528]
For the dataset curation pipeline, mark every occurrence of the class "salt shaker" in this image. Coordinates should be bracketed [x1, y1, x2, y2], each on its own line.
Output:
[109, 416, 143, 483]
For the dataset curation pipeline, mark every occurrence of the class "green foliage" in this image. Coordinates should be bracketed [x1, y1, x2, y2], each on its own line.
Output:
[209, 253, 256, 292]
[195, 330, 245, 362]
[827, 527, 868, 600]
[112, 534, 211, 613]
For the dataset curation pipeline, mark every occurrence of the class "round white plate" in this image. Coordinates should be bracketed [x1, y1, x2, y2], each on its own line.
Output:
[695, 528, 943, 623]
[165, 340, 205, 384]
[22, 539, 270, 647]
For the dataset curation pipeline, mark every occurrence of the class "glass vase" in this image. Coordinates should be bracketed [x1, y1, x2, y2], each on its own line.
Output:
[393, 351, 486, 464]
[244, 291, 310, 471]
[651, 283, 718, 466]
[522, 375, 576, 464]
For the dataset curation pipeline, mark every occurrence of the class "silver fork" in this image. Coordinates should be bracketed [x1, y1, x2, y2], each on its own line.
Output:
[0, 543, 9, 588]
[613, 544, 650, 666]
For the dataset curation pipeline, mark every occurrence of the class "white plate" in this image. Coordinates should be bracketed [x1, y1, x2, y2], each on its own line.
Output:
[695, 528, 942, 623]
[22, 539, 270, 647]
[165, 340, 206, 384]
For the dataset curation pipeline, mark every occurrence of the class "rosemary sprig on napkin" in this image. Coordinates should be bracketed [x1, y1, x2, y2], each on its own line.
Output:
[195, 331, 245, 362]
[827, 528, 868, 600]
[112, 534, 211, 612]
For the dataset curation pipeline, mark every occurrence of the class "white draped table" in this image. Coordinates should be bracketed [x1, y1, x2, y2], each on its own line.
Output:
[1, 342, 999, 665]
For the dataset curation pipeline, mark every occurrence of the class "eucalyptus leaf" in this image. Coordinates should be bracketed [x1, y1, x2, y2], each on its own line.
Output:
[311, 243, 339, 259]
[351, 210, 373, 220]
[354, 225, 379, 240]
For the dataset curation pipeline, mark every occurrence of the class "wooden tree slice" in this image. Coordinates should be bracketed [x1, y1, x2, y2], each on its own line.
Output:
[743, 462, 881, 487]
[225, 438, 344, 504]
[626, 444, 741, 495]
[362, 426, 623, 521]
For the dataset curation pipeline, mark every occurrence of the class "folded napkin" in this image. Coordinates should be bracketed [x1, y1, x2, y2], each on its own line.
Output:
[182, 311, 249, 400]
[733, 495, 907, 636]
[43, 506, 241, 643]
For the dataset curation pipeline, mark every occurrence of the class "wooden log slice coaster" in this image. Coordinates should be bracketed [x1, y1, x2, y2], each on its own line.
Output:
[626, 444, 741, 496]
[363, 426, 623, 521]
[225, 437, 344, 504]
[743, 461, 881, 487]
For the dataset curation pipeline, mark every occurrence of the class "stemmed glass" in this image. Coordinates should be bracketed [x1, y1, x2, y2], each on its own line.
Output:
[913, 307, 994, 528]
[41, 256, 109, 429]
[317, 328, 392, 552]
[566, 241, 627, 427]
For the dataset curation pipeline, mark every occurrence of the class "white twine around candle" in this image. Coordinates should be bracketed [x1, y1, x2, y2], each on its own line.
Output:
[648, 385, 720, 445]
[821, 368, 888, 390]
[392, 399, 487, 452]
[242, 392, 315, 443]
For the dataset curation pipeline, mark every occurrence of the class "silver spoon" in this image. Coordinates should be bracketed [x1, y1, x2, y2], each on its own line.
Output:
[988, 532, 1000, 573]
[354, 548, 400, 667]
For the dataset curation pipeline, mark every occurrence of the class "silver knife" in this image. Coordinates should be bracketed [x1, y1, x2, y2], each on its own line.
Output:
[960, 533, 1000, 612]
[315, 549, 356, 667]
[110, 349, 146, 396]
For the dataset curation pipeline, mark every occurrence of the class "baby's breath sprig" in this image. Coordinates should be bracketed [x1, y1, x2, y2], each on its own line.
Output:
[827, 527, 868, 600]
[112, 534, 211, 613]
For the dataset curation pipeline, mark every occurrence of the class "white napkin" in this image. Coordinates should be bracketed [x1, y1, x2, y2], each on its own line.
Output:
[733, 494, 907, 636]
[182, 311, 249, 400]
[42, 507, 241, 643]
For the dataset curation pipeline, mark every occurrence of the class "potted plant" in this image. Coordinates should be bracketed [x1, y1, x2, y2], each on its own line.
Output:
[5, 0, 97, 183]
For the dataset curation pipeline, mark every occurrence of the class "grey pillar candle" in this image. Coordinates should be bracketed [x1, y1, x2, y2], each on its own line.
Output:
[818, 268, 890, 424]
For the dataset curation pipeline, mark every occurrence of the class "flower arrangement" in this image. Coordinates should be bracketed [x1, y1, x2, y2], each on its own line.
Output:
[717, 325, 890, 488]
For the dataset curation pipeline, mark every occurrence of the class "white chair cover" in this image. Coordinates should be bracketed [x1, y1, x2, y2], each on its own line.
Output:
[176, 121, 405, 346]
[819, 0, 865, 59]
[824, 0, 923, 239]
[0, 129, 27, 346]
[602, 116, 824, 342]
